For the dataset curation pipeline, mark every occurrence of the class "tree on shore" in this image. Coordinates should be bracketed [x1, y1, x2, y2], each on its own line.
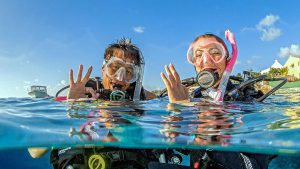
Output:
[268, 67, 288, 78]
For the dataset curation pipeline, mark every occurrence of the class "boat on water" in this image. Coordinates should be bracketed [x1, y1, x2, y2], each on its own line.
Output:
[28, 85, 49, 98]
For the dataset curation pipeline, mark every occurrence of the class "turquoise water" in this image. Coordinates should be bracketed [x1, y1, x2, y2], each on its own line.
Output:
[0, 94, 300, 168]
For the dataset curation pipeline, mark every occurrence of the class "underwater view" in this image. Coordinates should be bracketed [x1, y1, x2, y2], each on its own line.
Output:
[0, 94, 300, 168]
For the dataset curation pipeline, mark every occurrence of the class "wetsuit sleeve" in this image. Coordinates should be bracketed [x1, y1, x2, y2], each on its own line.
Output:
[209, 151, 271, 169]
[50, 149, 59, 169]
[240, 152, 272, 169]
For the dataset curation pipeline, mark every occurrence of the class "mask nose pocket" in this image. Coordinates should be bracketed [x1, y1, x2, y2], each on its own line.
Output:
[114, 67, 126, 81]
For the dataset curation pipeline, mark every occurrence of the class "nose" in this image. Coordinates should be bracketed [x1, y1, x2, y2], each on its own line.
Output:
[115, 67, 126, 82]
[201, 53, 214, 66]
[116, 73, 125, 81]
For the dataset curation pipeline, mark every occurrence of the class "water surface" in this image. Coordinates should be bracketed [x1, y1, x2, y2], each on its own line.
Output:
[0, 94, 300, 168]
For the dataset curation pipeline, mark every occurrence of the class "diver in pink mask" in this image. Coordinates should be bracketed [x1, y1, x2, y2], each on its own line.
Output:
[161, 30, 238, 104]
[157, 31, 275, 169]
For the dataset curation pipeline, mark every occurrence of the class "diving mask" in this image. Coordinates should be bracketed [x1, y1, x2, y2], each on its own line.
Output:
[187, 41, 227, 66]
[104, 57, 140, 83]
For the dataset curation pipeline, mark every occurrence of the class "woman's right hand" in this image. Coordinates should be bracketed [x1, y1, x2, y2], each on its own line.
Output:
[161, 64, 190, 103]
[68, 64, 98, 99]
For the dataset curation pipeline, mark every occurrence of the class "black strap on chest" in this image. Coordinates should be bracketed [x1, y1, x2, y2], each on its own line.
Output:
[55, 77, 146, 101]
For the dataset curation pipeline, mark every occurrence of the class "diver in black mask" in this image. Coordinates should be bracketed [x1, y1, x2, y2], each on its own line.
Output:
[28, 38, 157, 168]
[58, 38, 156, 102]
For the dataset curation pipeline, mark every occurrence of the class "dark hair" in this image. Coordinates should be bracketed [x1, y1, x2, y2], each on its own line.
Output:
[104, 38, 143, 65]
[192, 33, 229, 60]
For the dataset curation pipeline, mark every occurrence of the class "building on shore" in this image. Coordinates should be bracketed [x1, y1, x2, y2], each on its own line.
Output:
[284, 55, 300, 80]
[260, 56, 300, 81]
[260, 60, 283, 74]
[259, 56, 300, 94]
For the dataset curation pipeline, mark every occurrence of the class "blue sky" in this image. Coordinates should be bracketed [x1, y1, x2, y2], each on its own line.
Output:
[1, 0, 300, 97]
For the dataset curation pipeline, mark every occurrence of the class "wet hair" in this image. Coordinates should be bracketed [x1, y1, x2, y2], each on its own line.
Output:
[192, 33, 230, 60]
[104, 38, 143, 65]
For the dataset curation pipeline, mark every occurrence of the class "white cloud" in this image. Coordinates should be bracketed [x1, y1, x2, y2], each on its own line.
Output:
[290, 44, 300, 56]
[279, 44, 300, 58]
[23, 81, 31, 85]
[260, 27, 281, 41]
[256, 14, 281, 41]
[257, 15, 280, 30]
[34, 79, 39, 82]
[133, 26, 145, 33]
[279, 47, 290, 58]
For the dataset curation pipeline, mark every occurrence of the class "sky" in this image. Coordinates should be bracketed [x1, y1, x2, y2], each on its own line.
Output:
[1, 0, 300, 98]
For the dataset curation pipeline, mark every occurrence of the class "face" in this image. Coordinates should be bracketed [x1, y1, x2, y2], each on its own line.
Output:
[193, 37, 227, 88]
[102, 49, 138, 91]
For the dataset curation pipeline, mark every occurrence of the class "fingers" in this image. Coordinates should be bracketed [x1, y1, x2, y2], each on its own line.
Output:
[76, 64, 83, 83]
[164, 65, 176, 87]
[71, 64, 92, 86]
[169, 64, 181, 83]
[161, 72, 171, 90]
[85, 87, 99, 99]
[69, 69, 74, 86]
[162, 64, 182, 89]
[83, 66, 93, 83]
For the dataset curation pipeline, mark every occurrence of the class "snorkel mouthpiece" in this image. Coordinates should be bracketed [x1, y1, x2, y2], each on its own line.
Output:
[112, 84, 123, 91]
[196, 70, 219, 89]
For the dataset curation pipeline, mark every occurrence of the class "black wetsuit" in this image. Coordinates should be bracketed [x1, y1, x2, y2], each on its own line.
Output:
[148, 80, 273, 169]
[51, 80, 272, 169]
[50, 80, 148, 169]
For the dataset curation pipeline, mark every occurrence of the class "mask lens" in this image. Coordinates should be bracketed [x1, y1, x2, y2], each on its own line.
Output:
[105, 57, 139, 83]
[106, 60, 123, 76]
[208, 44, 225, 62]
[187, 42, 226, 66]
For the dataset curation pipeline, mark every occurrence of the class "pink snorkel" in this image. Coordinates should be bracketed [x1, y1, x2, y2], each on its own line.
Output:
[214, 30, 238, 102]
